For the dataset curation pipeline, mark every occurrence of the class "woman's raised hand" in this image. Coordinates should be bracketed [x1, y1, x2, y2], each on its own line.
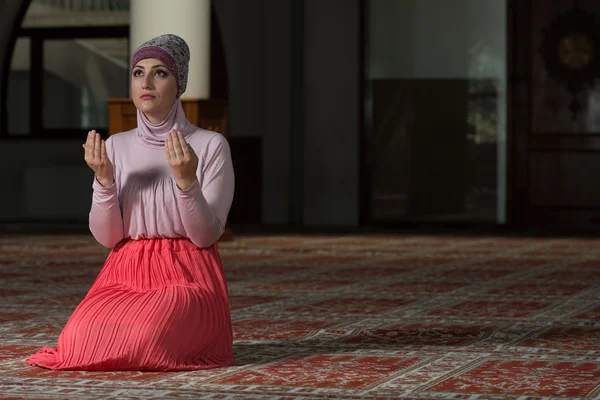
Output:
[166, 130, 198, 191]
[83, 130, 114, 187]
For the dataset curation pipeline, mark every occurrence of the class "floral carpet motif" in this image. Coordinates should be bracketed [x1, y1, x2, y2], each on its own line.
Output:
[1, 232, 600, 399]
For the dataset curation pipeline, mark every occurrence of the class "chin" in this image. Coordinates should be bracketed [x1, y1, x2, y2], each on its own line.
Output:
[136, 103, 162, 117]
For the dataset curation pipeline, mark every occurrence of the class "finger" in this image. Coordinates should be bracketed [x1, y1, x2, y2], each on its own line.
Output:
[176, 131, 189, 158]
[84, 131, 93, 160]
[166, 131, 175, 160]
[172, 131, 184, 159]
[100, 140, 106, 164]
[94, 131, 101, 161]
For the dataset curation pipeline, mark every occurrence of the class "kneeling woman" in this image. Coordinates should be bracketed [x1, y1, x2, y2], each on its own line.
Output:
[26, 34, 235, 371]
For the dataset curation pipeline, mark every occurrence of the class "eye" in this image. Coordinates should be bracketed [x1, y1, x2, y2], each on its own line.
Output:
[133, 69, 143, 77]
[155, 70, 168, 77]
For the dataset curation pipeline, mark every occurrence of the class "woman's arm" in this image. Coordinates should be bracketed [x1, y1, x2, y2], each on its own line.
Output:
[174, 134, 235, 248]
[87, 135, 124, 248]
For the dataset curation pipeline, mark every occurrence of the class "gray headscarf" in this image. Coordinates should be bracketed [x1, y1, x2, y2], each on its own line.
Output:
[131, 34, 190, 98]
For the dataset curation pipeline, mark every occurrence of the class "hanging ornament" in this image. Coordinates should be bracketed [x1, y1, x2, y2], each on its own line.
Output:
[539, 1, 600, 119]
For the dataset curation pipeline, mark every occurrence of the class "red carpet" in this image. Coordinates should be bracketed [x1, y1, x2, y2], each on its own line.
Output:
[1, 232, 599, 399]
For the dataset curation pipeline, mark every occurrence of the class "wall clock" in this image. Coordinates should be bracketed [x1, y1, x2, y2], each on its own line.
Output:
[539, 3, 600, 119]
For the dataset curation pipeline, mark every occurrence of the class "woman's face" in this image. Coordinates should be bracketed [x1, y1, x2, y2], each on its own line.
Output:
[131, 58, 178, 124]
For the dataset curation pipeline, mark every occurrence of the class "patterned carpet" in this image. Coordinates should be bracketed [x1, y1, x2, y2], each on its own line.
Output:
[1, 232, 600, 399]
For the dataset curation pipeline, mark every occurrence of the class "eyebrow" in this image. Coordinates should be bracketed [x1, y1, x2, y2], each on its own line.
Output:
[133, 64, 167, 69]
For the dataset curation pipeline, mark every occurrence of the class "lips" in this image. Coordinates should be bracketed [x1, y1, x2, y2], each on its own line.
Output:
[140, 94, 155, 100]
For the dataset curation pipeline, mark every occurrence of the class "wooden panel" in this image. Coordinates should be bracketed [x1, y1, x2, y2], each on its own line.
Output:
[406, 79, 469, 215]
[370, 79, 469, 220]
[181, 99, 228, 135]
[530, 151, 600, 207]
[522, 0, 600, 228]
[530, 134, 600, 151]
[107, 99, 137, 135]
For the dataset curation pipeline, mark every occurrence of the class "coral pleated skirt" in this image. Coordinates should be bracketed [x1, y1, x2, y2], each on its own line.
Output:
[25, 238, 234, 371]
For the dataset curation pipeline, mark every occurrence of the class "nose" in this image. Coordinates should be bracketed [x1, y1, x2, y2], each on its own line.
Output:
[142, 74, 153, 90]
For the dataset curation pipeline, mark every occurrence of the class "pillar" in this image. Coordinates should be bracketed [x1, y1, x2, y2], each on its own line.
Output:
[129, 0, 211, 99]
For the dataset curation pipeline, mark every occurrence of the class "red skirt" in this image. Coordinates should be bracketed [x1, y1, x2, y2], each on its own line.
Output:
[25, 238, 234, 371]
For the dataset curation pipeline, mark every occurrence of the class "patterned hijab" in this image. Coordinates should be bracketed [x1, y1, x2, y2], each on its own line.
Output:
[131, 33, 190, 98]
[131, 34, 193, 149]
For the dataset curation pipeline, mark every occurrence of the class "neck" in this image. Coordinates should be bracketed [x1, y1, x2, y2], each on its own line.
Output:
[136, 99, 190, 149]
[144, 109, 171, 125]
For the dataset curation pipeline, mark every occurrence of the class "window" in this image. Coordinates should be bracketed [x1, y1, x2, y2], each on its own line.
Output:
[364, 0, 507, 224]
[7, 37, 31, 136]
[4, 27, 129, 139]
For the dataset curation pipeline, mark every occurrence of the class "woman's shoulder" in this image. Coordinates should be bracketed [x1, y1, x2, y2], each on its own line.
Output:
[186, 125, 228, 148]
[186, 126, 231, 162]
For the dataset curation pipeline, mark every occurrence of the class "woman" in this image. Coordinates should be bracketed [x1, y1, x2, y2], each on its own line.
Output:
[25, 34, 235, 371]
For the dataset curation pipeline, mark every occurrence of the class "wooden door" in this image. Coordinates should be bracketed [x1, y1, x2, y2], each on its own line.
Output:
[510, 0, 600, 229]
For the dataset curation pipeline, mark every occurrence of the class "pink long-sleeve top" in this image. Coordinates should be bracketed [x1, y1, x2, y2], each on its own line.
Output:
[89, 100, 234, 249]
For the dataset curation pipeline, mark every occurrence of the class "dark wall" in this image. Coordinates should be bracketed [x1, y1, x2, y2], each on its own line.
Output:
[0, 0, 28, 137]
